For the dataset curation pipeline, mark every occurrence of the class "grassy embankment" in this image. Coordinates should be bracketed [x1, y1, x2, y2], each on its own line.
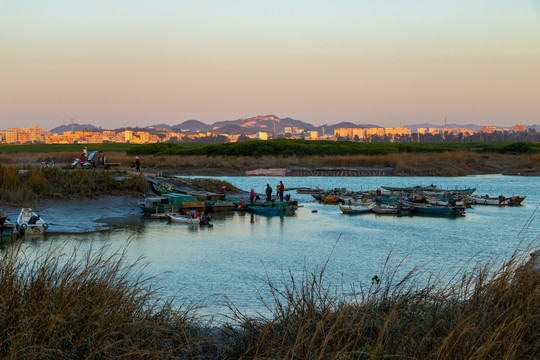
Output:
[2, 141, 539, 176]
[0, 241, 538, 359]
[0, 166, 148, 206]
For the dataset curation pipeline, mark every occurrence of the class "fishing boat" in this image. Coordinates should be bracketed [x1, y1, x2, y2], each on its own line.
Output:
[248, 200, 298, 215]
[400, 201, 465, 216]
[296, 187, 325, 194]
[138, 193, 203, 214]
[509, 196, 526, 205]
[167, 212, 212, 225]
[340, 196, 374, 206]
[16, 208, 48, 235]
[371, 204, 401, 214]
[0, 214, 15, 237]
[425, 197, 469, 207]
[469, 195, 512, 206]
[322, 195, 339, 204]
[339, 204, 374, 214]
[381, 185, 440, 193]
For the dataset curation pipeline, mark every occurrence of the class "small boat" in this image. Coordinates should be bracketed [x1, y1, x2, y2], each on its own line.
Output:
[167, 212, 213, 225]
[469, 195, 511, 206]
[371, 205, 400, 214]
[400, 201, 465, 216]
[0, 214, 15, 237]
[381, 185, 440, 193]
[340, 196, 374, 206]
[296, 188, 325, 194]
[509, 196, 526, 205]
[16, 208, 48, 235]
[339, 204, 374, 214]
[425, 197, 468, 207]
[248, 200, 298, 215]
[322, 195, 339, 204]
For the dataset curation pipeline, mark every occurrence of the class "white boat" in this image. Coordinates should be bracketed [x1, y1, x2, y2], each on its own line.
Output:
[469, 195, 510, 206]
[339, 204, 374, 214]
[425, 197, 468, 207]
[167, 212, 212, 225]
[17, 208, 48, 235]
[340, 197, 374, 206]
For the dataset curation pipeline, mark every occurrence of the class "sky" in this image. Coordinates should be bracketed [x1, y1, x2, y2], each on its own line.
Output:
[1, 0, 540, 131]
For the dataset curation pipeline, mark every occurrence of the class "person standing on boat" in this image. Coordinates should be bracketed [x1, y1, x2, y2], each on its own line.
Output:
[135, 156, 142, 172]
[265, 184, 273, 202]
[221, 186, 227, 200]
[279, 181, 285, 202]
[250, 189, 256, 204]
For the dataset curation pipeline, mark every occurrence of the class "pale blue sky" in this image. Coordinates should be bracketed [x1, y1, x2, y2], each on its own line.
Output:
[1, 0, 539, 129]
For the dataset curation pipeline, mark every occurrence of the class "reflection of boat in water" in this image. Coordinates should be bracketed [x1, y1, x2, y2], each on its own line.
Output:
[16, 208, 48, 235]
[339, 204, 374, 214]
[0, 214, 15, 237]
[296, 188, 325, 194]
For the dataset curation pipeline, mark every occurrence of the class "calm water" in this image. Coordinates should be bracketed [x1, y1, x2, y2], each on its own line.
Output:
[7, 175, 540, 317]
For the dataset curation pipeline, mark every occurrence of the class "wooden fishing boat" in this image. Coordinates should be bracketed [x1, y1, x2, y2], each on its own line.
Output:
[0, 215, 15, 237]
[340, 196, 374, 206]
[425, 197, 468, 207]
[16, 208, 48, 235]
[371, 205, 400, 214]
[509, 196, 526, 205]
[138, 193, 202, 214]
[322, 195, 339, 204]
[167, 212, 213, 225]
[400, 201, 465, 216]
[339, 204, 374, 214]
[469, 195, 511, 206]
[248, 200, 298, 215]
[381, 185, 440, 193]
[296, 188, 325, 194]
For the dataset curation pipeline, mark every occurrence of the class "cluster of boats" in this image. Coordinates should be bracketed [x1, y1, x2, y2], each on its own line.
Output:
[300, 185, 526, 216]
[139, 180, 299, 225]
[0, 208, 48, 237]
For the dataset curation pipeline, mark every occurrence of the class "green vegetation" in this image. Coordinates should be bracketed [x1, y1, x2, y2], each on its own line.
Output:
[127, 140, 540, 157]
[0, 143, 136, 153]
[1, 242, 538, 359]
[0, 166, 148, 206]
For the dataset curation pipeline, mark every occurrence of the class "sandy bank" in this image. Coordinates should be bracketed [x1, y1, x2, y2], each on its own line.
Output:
[1, 195, 143, 233]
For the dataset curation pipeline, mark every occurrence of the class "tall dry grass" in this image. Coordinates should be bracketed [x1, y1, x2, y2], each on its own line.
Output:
[224, 248, 540, 359]
[0, 238, 538, 358]
[0, 242, 206, 359]
[0, 166, 148, 206]
[1, 151, 539, 176]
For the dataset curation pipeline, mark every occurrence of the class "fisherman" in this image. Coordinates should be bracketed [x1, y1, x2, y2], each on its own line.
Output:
[135, 156, 142, 172]
[279, 181, 285, 202]
[250, 189, 256, 204]
[265, 184, 273, 202]
[0, 214, 6, 225]
[221, 186, 227, 200]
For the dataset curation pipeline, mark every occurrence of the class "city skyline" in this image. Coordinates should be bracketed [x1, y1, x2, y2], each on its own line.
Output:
[2, 1, 540, 130]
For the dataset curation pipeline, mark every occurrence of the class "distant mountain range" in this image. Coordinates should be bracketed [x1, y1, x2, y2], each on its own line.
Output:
[49, 116, 538, 134]
[50, 124, 99, 134]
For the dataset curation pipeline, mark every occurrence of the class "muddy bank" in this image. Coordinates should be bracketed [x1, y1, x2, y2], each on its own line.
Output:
[1, 195, 144, 233]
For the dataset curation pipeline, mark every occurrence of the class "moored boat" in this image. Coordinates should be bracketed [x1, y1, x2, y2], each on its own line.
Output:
[400, 201, 465, 216]
[167, 211, 213, 225]
[339, 204, 374, 214]
[16, 208, 48, 235]
[247, 200, 298, 215]
[0, 214, 15, 237]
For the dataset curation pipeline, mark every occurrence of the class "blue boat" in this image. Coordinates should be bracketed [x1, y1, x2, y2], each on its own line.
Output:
[399, 201, 465, 216]
[247, 200, 298, 215]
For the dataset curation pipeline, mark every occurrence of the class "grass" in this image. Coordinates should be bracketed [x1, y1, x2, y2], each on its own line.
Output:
[0, 239, 538, 359]
[0, 166, 149, 206]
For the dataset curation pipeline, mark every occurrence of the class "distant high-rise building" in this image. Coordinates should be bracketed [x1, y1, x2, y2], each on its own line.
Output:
[514, 124, 526, 132]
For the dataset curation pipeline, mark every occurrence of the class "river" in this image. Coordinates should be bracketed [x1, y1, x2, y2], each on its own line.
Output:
[5, 175, 539, 318]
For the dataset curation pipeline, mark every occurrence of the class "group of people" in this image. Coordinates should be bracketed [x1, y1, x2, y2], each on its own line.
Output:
[250, 181, 286, 204]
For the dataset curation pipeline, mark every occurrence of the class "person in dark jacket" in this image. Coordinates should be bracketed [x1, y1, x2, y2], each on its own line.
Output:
[265, 184, 273, 202]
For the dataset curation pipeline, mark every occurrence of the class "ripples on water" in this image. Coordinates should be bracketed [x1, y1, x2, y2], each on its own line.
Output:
[8, 175, 540, 316]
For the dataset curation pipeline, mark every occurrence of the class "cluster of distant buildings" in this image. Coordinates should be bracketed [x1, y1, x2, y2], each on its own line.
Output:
[0, 124, 532, 145]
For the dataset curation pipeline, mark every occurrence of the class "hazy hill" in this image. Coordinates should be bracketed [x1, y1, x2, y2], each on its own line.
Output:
[50, 124, 98, 134]
[171, 120, 212, 132]
[146, 124, 172, 130]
